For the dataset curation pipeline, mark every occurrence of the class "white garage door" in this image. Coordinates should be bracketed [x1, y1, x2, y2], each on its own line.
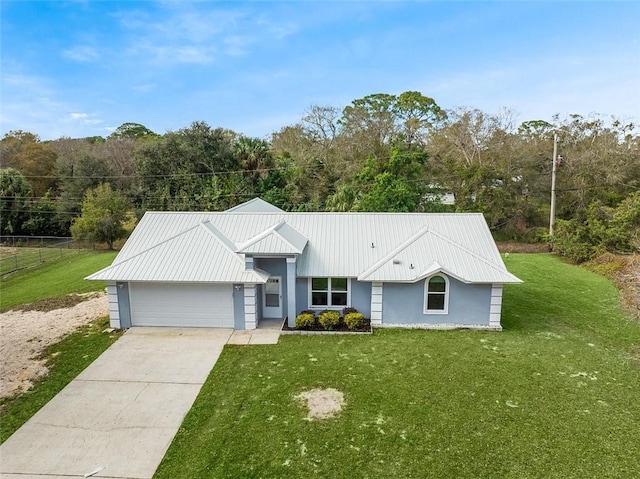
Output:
[129, 283, 233, 327]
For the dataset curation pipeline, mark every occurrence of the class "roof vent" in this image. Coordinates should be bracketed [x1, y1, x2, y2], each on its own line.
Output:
[393, 259, 401, 265]
[410, 263, 415, 269]
[371, 242, 375, 248]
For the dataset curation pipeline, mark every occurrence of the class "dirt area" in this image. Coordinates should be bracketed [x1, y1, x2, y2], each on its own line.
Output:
[586, 253, 640, 321]
[497, 242, 549, 253]
[296, 388, 345, 420]
[0, 293, 108, 399]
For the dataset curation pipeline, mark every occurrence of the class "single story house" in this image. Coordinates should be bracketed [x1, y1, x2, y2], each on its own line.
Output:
[87, 198, 521, 331]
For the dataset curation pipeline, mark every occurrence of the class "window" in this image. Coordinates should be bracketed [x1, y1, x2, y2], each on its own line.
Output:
[310, 277, 349, 308]
[424, 275, 448, 314]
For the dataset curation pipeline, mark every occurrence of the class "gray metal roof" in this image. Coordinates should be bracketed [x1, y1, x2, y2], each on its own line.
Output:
[88, 205, 521, 284]
[86, 221, 269, 283]
[237, 220, 308, 255]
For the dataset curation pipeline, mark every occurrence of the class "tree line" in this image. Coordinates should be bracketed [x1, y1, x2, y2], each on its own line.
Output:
[1, 93, 638, 260]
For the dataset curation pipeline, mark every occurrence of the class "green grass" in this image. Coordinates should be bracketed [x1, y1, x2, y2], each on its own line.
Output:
[0, 317, 123, 443]
[0, 251, 117, 311]
[0, 247, 79, 275]
[155, 254, 640, 479]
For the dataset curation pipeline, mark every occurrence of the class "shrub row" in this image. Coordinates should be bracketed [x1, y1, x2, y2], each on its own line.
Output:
[294, 308, 367, 331]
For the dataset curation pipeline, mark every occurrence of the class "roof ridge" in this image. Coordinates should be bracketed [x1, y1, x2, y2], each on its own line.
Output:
[200, 220, 238, 253]
[236, 220, 285, 251]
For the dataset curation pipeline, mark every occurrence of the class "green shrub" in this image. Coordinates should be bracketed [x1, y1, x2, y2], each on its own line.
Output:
[318, 310, 341, 330]
[295, 313, 316, 329]
[344, 312, 366, 330]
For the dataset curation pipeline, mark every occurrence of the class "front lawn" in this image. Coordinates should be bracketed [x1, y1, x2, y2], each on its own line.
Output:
[0, 251, 117, 311]
[156, 254, 640, 478]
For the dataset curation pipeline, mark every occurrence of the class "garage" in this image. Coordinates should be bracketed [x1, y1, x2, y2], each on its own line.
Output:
[129, 283, 233, 328]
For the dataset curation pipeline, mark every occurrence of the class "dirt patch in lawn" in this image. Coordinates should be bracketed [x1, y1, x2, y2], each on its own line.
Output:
[13, 292, 103, 313]
[296, 388, 345, 420]
[0, 293, 108, 399]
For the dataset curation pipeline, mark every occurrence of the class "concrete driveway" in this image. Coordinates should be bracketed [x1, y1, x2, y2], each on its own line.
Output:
[0, 327, 233, 479]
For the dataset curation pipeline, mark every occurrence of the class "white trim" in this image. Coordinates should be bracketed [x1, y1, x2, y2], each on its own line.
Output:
[106, 281, 120, 328]
[371, 282, 383, 325]
[423, 274, 449, 315]
[307, 277, 352, 310]
[489, 284, 503, 328]
[244, 285, 257, 329]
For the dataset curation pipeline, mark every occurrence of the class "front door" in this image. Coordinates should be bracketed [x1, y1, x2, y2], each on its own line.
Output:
[263, 276, 282, 318]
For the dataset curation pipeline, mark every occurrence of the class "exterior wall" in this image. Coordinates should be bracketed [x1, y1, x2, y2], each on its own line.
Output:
[382, 276, 493, 327]
[295, 277, 309, 316]
[244, 285, 257, 330]
[106, 281, 120, 328]
[116, 282, 131, 328]
[233, 284, 245, 330]
[255, 284, 263, 323]
[350, 280, 372, 318]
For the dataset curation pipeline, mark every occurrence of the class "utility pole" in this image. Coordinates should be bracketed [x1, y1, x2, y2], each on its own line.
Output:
[549, 133, 558, 236]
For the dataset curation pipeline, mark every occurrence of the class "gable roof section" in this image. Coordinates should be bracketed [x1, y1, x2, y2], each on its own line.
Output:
[358, 227, 522, 284]
[87, 221, 268, 283]
[226, 197, 284, 213]
[237, 220, 308, 255]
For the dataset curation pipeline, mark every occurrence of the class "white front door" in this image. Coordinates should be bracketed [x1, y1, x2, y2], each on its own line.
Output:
[262, 276, 282, 318]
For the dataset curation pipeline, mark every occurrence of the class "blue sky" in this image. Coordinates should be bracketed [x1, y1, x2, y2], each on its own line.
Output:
[1, 1, 638, 140]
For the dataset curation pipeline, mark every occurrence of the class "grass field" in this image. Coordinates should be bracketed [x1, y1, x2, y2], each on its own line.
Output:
[0, 251, 117, 311]
[155, 254, 640, 479]
[0, 246, 78, 276]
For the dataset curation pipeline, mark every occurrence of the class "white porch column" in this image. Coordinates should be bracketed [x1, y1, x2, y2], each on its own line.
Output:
[244, 285, 257, 330]
[489, 284, 503, 329]
[370, 282, 383, 325]
[286, 257, 297, 327]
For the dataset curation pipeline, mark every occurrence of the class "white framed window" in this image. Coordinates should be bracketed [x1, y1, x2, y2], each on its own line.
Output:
[309, 277, 350, 309]
[424, 274, 449, 314]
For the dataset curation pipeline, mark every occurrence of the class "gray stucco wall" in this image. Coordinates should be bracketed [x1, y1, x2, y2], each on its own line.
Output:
[382, 277, 492, 325]
[295, 278, 308, 315]
[351, 280, 372, 318]
[232, 284, 245, 329]
[116, 282, 131, 328]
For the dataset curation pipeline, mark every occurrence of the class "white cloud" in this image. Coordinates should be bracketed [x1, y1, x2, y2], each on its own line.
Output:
[0, 70, 107, 139]
[112, 3, 297, 67]
[62, 45, 100, 62]
[129, 42, 216, 65]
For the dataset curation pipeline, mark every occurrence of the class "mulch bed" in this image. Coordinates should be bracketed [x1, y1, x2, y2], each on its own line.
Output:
[282, 318, 372, 333]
